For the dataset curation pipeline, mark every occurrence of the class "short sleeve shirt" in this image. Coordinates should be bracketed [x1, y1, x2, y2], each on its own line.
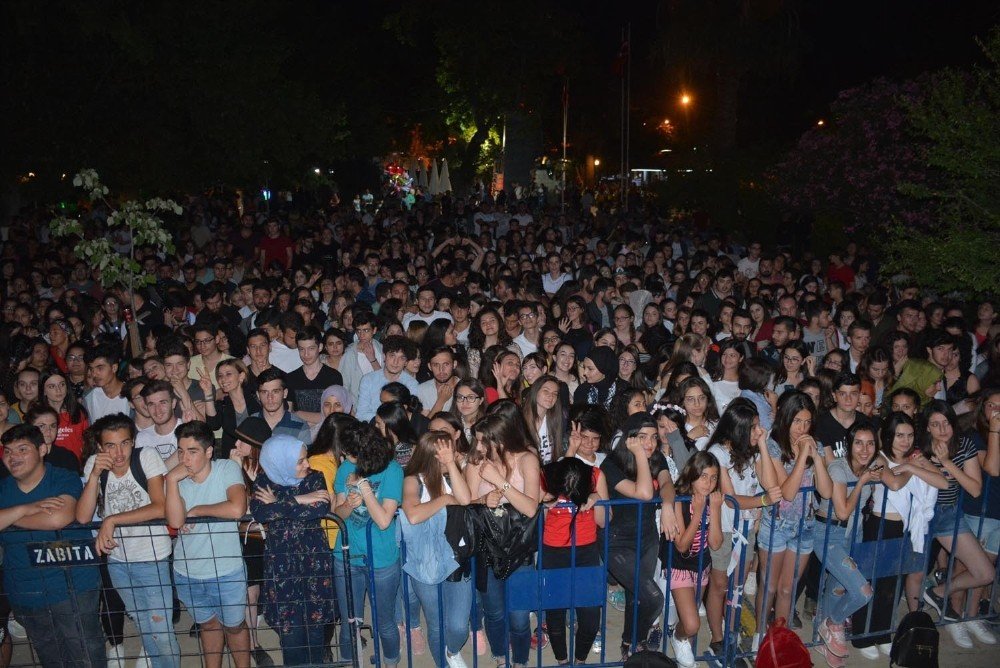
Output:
[934, 436, 979, 506]
[174, 459, 246, 579]
[83, 448, 172, 562]
[334, 460, 403, 569]
[0, 464, 100, 608]
[766, 438, 814, 524]
[826, 458, 872, 533]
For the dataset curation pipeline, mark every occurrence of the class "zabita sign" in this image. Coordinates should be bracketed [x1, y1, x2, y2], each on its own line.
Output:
[27, 539, 99, 567]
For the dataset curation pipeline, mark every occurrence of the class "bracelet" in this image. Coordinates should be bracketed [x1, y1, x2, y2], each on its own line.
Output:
[991, 431, 1000, 435]
[760, 493, 768, 508]
[368, 358, 376, 363]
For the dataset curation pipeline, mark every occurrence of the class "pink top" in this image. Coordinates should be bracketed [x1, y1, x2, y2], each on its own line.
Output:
[477, 452, 528, 497]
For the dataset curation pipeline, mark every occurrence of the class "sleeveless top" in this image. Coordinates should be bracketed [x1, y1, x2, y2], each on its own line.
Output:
[477, 452, 528, 498]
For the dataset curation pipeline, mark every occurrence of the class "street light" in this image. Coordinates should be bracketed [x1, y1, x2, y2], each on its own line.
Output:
[593, 159, 601, 166]
[680, 93, 691, 106]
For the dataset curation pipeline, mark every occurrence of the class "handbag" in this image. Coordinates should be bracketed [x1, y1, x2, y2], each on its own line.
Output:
[468, 503, 540, 580]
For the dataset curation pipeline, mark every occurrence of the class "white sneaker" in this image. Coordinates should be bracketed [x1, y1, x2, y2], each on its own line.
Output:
[878, 643, 892, 657]
[670, 635, 696, 668]
[8, 618, 26, 639]
[699, 602, 707, 617]
[965, 619, 997, 644]
[744, 572, 757, 597]
[446, 650, 469, 668]
[858, 646, 879, 660]
[107, 644, 127, 668]
[947, 622, 974, 649]
[133, 652, 152, 668]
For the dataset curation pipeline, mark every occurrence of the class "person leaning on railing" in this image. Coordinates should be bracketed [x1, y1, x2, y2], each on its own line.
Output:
[77, 413, 180, 668]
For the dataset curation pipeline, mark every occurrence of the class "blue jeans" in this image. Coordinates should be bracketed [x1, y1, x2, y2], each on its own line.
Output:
[278, 613, 327, 666]
[814, 521, 872, 624]
[481, 565, 532, 665]
[334, 559, 401, 664]
[174, 567, 247, 627]
[396, 574, 422, 629]
[14, 589, 106, 668]
[410, 577, 474, 667]
[108, 560, 181, 668]
[758, 515, 815, 554]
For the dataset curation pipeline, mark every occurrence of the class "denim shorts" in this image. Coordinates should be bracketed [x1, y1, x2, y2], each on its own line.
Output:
[965, 514, 1000, 554]
[929, 504, 972, 539]
[175, 568, 247, 627]
[757, 515, 814, 555]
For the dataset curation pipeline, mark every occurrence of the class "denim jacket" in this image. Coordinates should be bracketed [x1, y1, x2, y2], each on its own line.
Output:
[399, 506, 459, 585]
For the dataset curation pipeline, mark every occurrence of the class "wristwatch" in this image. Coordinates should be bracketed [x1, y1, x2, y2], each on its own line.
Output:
[501, 482, 511, 493]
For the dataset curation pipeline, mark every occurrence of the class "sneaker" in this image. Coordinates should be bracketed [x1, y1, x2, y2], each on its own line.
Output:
[878, 643, 892, 657]
[816, 645, 847, 668]
[446, 650, 469, 668]
[591, 631, 603, 655]
[947, 621, 974, 648]
[252, 646, 274, 667]
[8, 619, 26, 640]
[107, 644, 126, 668]
[609, 589, 626, 612]
[744, 573, 757, 597]
[409, 626, 427, 655]
[858, 645, 879, 660]
[133, 653, 152, 668]
[699, 602, 707, 617]
[819, 619, 850, 658]
[531, 623, 549, 650]
[706, 641, 726, 668]
[803, 597, 818, 619]
[965, 619, 997, 644]
[647, 624, 663, 650]
[923, 587, 947, 618]
[670, 635, 696, 668]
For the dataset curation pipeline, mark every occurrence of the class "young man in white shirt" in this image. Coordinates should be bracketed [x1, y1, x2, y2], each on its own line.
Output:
[542, 253, 571, 296]
[512, 302, 542, 358]
[416, 347, 458, 417]
[401, 287, 452, 331]
[134, 380, 183, 469]
[82, 343, 130, 421]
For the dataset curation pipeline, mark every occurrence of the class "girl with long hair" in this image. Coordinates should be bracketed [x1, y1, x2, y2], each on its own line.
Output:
[333, 424, 405, 666]
[774, 341, 813, 396]
[376, 400, 420, 468]
[558, 296, 593, 360]
[702, 399, 781, 663]
[618, 345, 648, 390]
[710, 339, 744, 413]
[756, 391, 833, 635]
[467, 308, 511, 378]
[920, 400, 995, 647]
[551, 342, 580, 397]
[203, 358, 261, 459]
[521, 375, 565, 464]
[464, 409, 542, 668]
[666, 452, 724, 668]
[857, 347, 894, 411]
[480, 348, 521, 404]
[401, 431, 474, 668]
[812, 423, 880, 666]
[600, 412, 678, 660]
[676, 377, 720, 452]
[449, 379, 488, 443]
[40, 369, 89, 463]
[855, 412, 947, 655]
[612, 304, 637, 348]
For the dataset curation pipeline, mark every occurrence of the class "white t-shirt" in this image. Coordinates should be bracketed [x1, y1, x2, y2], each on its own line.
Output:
[269, 341, 303, 373]
[543, 273, 571, 295]
[708, 444, 761, 531]
[711, 379, 741, 413]
[83, 448, 172, 563]
[538, 419, 552, 464]
[135, 421, 182, 462]
[402, 311, 453, 330]
[513, 333, 539, 358]
[82, 387, 131, 422]
[416, 379, 453, 414]
[737, 257, 760, 279]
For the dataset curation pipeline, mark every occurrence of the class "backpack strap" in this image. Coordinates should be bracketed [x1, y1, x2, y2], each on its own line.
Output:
[98, 447, 150, 516]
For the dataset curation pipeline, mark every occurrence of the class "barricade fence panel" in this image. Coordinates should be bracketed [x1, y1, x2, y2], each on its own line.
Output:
[0, 483, 997, 668]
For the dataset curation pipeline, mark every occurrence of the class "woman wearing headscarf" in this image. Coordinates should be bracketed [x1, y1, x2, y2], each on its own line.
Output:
[573, 346, 629, 410]
[250, 434, 337, 666]
[309, 385, 354, 442]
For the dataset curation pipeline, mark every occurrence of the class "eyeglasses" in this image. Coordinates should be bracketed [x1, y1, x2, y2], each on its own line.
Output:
[615, 316, 631, 322]
[518, 312, 537, 321]
[543, 337, 560, 344]
[683, 394, 707, 405]
[620, 359, 637, 367]
[194, 338, 215, 346]
[783, 355, 803, 363]
[455, 394, 482, 403]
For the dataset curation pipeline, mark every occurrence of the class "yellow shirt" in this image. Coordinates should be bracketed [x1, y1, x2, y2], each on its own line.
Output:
[308, 453, 340, 547]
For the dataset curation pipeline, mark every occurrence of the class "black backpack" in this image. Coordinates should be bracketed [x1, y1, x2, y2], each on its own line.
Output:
[624, 650, 677, 668]
[98, 449, 149, 516]
[890, 611, 939, 668]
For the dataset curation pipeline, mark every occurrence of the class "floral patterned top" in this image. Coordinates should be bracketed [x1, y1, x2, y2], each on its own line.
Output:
[249, 470, 337, 634]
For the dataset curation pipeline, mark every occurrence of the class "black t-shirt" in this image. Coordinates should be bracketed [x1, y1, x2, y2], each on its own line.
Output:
[601, 450, 668, 548]
[814, 410, 872, 460]
[285, 365, 344, 413]
[47, 445, 81, 476]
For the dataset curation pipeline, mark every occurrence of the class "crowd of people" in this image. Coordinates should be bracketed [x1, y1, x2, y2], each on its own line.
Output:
[0, 187, 997, 668]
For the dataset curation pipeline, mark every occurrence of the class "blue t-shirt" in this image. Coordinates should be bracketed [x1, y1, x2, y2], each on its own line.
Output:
[0, 464, 100, 609]
[334, 460, 403, 569]
[174, 459, 246, 580]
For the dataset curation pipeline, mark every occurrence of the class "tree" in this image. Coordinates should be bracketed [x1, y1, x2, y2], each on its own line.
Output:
[767, 76, 942, 236]
[882, 29, 1000, 297]
[50, 169, 179, 352]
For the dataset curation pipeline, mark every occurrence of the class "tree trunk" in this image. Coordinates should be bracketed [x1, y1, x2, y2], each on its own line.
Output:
[458, 117, 493, 194]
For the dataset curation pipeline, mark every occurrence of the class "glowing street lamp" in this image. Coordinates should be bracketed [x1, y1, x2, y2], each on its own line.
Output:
[680, 93, 691, 106]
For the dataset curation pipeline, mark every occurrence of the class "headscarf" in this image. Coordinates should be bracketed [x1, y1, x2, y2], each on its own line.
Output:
[584, 345, 620, 408]
[259, 434, 305, 487]
[321, 384, 353, 415]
